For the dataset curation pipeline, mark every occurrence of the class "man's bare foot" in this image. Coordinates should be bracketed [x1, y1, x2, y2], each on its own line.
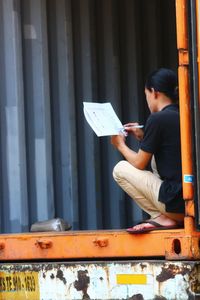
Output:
[126, 214, 183, 233]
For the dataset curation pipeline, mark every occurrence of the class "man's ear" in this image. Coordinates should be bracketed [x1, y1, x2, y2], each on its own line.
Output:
[151, 88, 158, 99]
[154, 91, 159, 99]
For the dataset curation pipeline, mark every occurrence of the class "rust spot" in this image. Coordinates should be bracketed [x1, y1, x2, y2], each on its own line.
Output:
[74, 270, 90, 299]
[156, 264, 190, 282]
[56, 269, 66, 285]
[93, 237, 109, 247]
[50, 273, 55, 279]
[128, 294, 144, 300]
[0, 243, 5, 250]
[35, 239, 52, 249]
[140, 263, 147, 271]
[189, 265, 200, 294]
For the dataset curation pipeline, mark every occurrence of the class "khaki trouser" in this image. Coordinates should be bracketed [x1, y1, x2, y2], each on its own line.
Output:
[113, 160, 184, 222]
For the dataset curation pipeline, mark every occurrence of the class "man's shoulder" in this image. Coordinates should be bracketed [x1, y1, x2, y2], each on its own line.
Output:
[148, 105, 179, 122]
[147, 111, 162, 124]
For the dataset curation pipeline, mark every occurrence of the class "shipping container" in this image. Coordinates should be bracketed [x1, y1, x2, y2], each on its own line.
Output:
[0, 0, 200, 299]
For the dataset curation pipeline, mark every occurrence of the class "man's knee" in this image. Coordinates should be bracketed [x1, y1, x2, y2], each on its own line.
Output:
[113, 160, 129, 181]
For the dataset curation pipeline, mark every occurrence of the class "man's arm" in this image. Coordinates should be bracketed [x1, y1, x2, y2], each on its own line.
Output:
[111, 135, 152, 170]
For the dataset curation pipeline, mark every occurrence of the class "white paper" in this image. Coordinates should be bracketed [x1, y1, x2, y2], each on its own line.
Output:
[83, 102, 123, 137]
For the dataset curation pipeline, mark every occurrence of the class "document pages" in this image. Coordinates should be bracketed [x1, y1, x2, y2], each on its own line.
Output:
[83, 102, 123, 137]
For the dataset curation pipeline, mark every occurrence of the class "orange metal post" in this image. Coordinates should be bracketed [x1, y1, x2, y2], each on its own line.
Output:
[176, 0, 188, 49]
[176, 0, 194, 216]
[178, 67, 194, 201]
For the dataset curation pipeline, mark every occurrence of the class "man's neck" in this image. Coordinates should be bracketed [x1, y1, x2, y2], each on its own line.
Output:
[157, 98, 173, 112]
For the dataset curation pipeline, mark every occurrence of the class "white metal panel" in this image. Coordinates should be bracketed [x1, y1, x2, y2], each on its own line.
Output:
[0, 261, 198, 299]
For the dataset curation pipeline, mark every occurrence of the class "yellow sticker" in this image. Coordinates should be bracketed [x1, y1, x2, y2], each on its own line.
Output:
[0, 271, 39, 300]
[117, 274, 147, 285]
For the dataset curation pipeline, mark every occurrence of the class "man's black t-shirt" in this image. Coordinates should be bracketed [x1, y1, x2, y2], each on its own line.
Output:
[140, 104, 184, 213]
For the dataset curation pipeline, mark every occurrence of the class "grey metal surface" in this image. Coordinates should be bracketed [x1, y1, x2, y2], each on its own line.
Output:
[188, 0, 200, 227]
[0, 0, 177, 233]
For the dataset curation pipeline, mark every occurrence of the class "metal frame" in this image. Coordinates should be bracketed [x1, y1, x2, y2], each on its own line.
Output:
[0, 0, 199, 262]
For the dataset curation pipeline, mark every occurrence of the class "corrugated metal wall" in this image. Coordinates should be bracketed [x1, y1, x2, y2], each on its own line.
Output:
[0, 0, 177, 233]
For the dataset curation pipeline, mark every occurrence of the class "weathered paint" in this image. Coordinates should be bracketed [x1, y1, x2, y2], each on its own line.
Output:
[0, 261, 199, 300]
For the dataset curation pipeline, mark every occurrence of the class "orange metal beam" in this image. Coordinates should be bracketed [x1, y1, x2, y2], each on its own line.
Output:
[0, 229, 198, 261]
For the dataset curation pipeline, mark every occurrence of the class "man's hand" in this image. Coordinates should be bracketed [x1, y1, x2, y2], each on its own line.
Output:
[124, 122, 144, 141]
